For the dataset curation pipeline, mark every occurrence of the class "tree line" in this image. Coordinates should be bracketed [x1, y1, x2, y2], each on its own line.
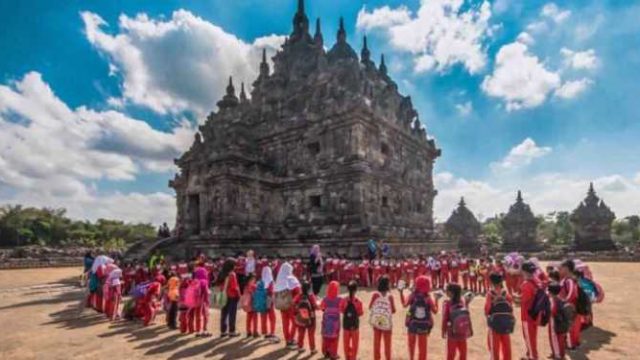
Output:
[481, 211, 640, 247]
[0, 205, 156, 249]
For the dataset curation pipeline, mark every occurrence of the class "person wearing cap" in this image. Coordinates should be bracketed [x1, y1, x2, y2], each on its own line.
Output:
[520, 261, 541, 360]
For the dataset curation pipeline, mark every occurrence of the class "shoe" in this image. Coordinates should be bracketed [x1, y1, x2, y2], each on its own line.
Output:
[310, 350, 318, 355]
[246, 333, 252, 338]
[220, 333, 228, 338]
[229, 333, 240, 337]
[297, 347, 305, 353]
[253, 333, 260, 338]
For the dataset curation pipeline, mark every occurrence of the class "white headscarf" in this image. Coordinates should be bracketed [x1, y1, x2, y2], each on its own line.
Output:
[107, 268, 122, 286]
[261, 266, 274, 288]
[91, 255, 113, 273]
[274, 262, 300, 292]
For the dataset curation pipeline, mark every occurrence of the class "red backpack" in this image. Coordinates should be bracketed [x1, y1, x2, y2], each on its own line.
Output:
[448, 302, 473, 340]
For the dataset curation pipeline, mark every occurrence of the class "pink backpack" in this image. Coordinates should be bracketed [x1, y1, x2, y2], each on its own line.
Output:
[184, 280, 202, 308]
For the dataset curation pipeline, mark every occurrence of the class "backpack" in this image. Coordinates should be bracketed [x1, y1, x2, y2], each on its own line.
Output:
[240, 290, 253, 313]
[369, 294, 393, 331]
[252, 281, 268, 313]
[295, 295, 315, 328]
[448, 303, 473, 340]
[275, 289, 293, 311]
[343, 298, 360, 330]
[88, 272, 100, 293]
[184, 280, 203, 308]
[131, 281, 152, 299]
[321, 297, 341, 338]
[487, 290, 515, 334]
[553, 299, 575, 334]
[406, 293, 433, 334]
[528, 286, 551, 327]
[575, 284, 592, 316]
[210, 277, 228, 310]
[578, 278, 599, 303]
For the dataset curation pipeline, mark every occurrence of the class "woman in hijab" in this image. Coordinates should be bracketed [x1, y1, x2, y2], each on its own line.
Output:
[309, 245, 324, 295]
[275, 262, 301, 349]
[259, 265, 278, 341]
[90, 255, 113, 313]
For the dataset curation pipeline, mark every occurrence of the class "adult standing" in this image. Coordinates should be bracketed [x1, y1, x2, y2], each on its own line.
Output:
[245, 250, 257, 277]
[309, 245, 324, 295]
[367, 239, 378, 261]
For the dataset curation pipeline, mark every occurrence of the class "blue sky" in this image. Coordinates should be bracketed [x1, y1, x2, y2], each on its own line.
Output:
[0, 0, 639, 224]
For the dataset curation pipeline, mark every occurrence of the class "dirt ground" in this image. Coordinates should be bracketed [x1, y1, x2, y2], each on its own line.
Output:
[0, 263, 637, 359]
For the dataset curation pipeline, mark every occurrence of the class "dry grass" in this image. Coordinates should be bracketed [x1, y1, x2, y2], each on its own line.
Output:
[0, 262, 637, 359]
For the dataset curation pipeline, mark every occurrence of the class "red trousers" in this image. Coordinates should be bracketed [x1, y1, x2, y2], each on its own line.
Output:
[470, 276, 478, 293]
[246, 312, 258, 335]
[408, 333, 427, 360]
[260, 309, 276, 335]
[488, 331, 512, 360]
[143, 302, 157, 326]
[188, 305, 209, 333]
[431, 272, 439, 289]
[440, 271, 449, 287]
[462, 273, 469, 290]
[373, 329, 392, 360]
[297, 325, 316, 351]
[548, 325, 566, 359]
[568, 314, 582, 348]
[522, 319, 538, 359]
[281, 310, 297, 343]
[322, 335, 339, 357]
[105, 286, 121, 320]
[451, 270, 460, 284]
[447, 339, 467, 360]
[179, 308, 189, 333]
[343, 329, 359, 360]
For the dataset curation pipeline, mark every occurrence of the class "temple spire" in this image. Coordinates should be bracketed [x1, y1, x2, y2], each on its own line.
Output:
[589, 182, 595, 195]
[379, 54, 387, 74]
[259, 48, 269, 77]
[337, 17, 346, 43]
[240, 82, 248, 103]
[516, 190, 523, 202]
[291, 0, 309, 40]
[226, 76, 235, 96]
[361, 35, 371, 63]
[314, 18, 323, 46]
[459, 197, 466, 207]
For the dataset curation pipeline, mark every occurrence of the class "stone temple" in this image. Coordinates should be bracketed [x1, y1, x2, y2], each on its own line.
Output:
[168, 0, 442, 257]
[501, 191, 542, 252]
[570, 183, 616, 251]
[445, 197, 481, 254]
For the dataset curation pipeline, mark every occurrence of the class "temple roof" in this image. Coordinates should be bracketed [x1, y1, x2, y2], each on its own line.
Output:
[445, 197, 481, 232]
[571, 183, 615, 223]
[502, 190, 537, 226]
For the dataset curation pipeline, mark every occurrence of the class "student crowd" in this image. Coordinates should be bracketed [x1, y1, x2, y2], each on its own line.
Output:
[82, 247, 604, 360]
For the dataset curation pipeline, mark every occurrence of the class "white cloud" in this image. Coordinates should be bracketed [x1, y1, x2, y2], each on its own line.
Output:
[81, 10, 285, 116]
[0, 72, 194, 224]
[490, 138, 552, 172]
[635, 173, 640, 185]
[481, 41, 561, 111]
[560, 48, 599, 70]
[357, 0, 492, 74]
[516, 32, 535, 46]
[455, 101, 473, 116]
[554, 78, 593, 99]
[541, 3, 571, 24]
[356, 5, 412, 30]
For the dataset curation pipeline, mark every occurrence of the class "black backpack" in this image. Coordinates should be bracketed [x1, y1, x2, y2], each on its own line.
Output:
[576, 285, 592, 316]
[528, 287, 551, 327]
[487, 290, 515, 334]
[343, 298, 360, 330]
[553, 299, 575, 334]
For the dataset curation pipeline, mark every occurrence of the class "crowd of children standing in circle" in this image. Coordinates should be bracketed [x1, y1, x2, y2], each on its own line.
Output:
[83, 245, 604, 360]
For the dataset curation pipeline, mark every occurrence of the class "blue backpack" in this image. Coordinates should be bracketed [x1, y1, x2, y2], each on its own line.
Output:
[322, 297, 341, 339]
[528, 287, 551, 327]
[88, 273, 100, 293]
[253, 281, 268, 313]
[578, 278, 599, 302]
[132, 281, 152, 299]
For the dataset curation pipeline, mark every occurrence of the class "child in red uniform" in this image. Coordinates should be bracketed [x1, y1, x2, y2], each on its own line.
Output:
[369, 275, 396, 360]
[547, 282, 568, 360]
[193, 266, 212, 337]
[320, 280, 341, 359]
[359, 259, 370, 287]
[442, 283, 471, 360]
[440, 256, 450, 288]
[520, 262, 541, 360]
[485, 273, 514, 360]
[243, 273, 259, 337]
[341, 280, 364, 360]
[559, 260, 580, 350]
[275, 262, 301, 349]
[178, 271, 191, 333]
[460, 258, 470, 291]
[400, 275, 438, 360]
[142, 281, 161, 326]
[294, 280, 318, 354]
[450, 257, 460, 285]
